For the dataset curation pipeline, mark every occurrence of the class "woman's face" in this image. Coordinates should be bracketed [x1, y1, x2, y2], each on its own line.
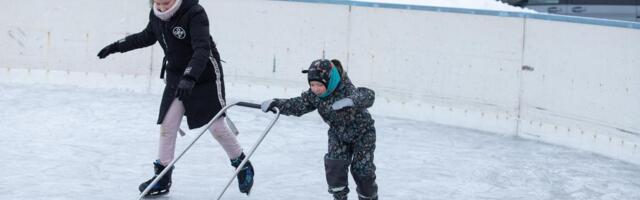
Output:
[154, 0, 176, 12]
[309, 81, 327, 96]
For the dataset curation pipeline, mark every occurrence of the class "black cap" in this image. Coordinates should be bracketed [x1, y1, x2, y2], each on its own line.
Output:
[303, 59, 333, 86]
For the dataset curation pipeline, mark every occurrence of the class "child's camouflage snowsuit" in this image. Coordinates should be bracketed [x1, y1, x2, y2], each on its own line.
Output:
[271, 75, 378, 199]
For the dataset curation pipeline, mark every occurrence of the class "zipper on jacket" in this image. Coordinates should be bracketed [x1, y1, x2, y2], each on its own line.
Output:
[161, 34, 169, 51]
[160, 22, 170, 53]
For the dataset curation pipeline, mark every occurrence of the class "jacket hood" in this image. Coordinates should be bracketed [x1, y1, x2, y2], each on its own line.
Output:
[175, 0, 198, 16]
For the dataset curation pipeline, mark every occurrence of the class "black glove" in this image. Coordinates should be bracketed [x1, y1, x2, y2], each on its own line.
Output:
[175, 77, 196, 100]
[97, 42, 119, 59]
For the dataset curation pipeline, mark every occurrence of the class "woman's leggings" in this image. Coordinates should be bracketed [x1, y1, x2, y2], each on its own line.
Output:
[158, 98, 242, 166]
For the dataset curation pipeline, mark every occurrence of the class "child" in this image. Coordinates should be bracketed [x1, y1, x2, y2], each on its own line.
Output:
[97, 0, 253, 196]
[261, 59, 378, 200]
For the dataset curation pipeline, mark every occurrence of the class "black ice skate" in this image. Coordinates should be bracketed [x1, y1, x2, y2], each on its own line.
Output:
[230, 153, 254, 195]
[138, 160, 174, 197]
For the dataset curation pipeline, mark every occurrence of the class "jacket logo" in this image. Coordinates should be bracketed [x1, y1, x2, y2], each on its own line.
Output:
[173, 27, 186, 40]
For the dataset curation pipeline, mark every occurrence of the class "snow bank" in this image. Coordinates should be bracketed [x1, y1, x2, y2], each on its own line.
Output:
[354, 0, 535, 13]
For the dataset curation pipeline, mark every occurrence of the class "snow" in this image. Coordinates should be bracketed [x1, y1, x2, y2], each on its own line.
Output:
[1, 83, 639, 199]
[353, 0, 535, 13]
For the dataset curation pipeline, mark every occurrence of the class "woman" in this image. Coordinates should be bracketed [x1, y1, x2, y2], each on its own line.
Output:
[97, 0, 253, 196]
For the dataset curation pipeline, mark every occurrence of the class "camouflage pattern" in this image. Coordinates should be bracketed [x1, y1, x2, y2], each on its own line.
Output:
[272, 74, 378, 199]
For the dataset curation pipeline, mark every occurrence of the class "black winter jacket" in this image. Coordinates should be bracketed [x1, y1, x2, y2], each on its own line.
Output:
[116, 0, 225, 129]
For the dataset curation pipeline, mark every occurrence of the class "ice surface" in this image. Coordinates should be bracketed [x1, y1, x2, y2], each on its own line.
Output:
[1, 83, 638, 200]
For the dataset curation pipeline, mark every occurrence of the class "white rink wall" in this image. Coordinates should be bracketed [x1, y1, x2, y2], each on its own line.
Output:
[1, 0, 638, 165]
[518, 19, 640, 165]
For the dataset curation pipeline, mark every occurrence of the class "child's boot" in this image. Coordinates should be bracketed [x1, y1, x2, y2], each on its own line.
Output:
[354, 174, 378, 200]
[333, 193, 348, 200]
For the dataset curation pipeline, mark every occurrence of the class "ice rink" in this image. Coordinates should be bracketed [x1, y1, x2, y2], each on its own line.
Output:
[1, 83, 639, 200]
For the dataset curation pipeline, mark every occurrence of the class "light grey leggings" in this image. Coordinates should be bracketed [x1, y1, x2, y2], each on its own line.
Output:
[158, 98, 242, 166]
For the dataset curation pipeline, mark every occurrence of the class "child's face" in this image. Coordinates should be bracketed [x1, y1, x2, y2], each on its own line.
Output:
[154, 0, 176, 12]
[309, 81, 326, 96]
